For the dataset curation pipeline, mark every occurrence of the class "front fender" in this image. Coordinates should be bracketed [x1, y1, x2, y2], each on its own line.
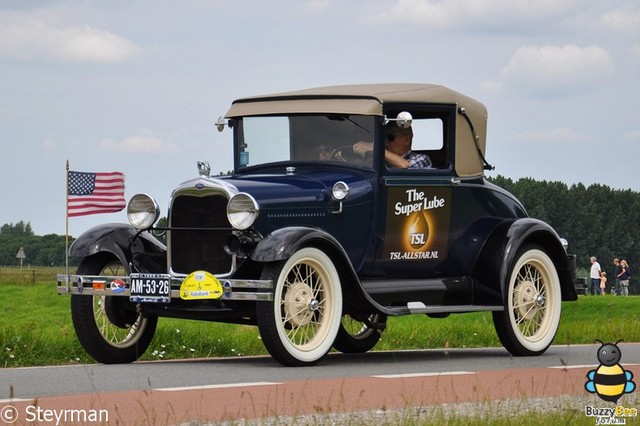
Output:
[251, 226, 345, 262]
[250, 226, 379, 314]
[69, 223, 167, 273]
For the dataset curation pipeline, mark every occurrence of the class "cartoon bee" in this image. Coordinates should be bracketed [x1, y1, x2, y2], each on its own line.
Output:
[585, 340, 636, 403]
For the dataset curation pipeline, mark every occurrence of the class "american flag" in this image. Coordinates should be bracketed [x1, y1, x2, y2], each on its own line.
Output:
[67, 171, 126, 217]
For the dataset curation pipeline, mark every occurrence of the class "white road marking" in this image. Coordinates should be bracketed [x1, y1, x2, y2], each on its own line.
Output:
[154, 381, 281, 391]
[548, 364, 596, 369]
[372, 371, 475, 379]
[549, 363, 639, 369]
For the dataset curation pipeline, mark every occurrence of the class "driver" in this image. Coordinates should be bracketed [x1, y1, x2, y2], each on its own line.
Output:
[353, 124, 432, 169]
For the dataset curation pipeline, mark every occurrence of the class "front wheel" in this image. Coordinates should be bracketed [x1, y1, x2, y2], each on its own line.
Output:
[492, 245, 561, 356]
[71, 255, 157, 363]
[257, 247, 343, 366]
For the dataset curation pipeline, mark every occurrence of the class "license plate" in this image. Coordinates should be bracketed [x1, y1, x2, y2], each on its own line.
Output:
[130, 273, 171, 303]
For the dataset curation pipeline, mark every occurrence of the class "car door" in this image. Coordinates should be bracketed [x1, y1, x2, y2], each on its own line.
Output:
[365, 106, 474, 307]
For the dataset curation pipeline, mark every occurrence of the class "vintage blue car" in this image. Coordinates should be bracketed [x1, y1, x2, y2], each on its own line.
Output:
[58, 84, 577, 366]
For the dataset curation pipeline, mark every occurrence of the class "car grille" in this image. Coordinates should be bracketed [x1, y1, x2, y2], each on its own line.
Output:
[169, 194, 233, 275]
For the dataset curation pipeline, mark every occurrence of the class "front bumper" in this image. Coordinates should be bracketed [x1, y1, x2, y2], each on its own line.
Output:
[56, 274, 273, 302]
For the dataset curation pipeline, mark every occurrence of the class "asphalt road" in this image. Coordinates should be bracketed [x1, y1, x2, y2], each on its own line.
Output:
[2, 343, 640, 399]
[0, 344, 638, 424]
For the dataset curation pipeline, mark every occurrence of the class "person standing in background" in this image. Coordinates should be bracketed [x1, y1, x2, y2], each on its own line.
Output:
[613, 258, 622, 295]
[600, 272, 607, 296]
[618, 259, 631, 296]
[590, 256, 601, 295]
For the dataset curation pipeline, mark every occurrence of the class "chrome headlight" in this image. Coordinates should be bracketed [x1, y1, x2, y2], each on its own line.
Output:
[227, 193, 259, 230]
[127, 194, 160, 230]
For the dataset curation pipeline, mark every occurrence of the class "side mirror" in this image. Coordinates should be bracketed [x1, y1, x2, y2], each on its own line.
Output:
[396, 111, 413, 129]
[215, 116, 227, 132]
[383, 111, 413, 128]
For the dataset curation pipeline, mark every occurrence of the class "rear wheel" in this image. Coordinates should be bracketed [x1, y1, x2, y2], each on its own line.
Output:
[71, 255, 157, 363]
[492, 245, 561, 356]
[257, 247, 342, 366]
[333, 314, 386, 354]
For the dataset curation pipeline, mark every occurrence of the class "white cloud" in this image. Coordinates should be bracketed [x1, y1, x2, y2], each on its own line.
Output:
[370, 0, 576, 28]
[481, 79, 506, 94]
[495, 44, 613, 95]
[100, 136, 178, 154]
[602, 5, 640, 34]
[0, 16, 139, 63]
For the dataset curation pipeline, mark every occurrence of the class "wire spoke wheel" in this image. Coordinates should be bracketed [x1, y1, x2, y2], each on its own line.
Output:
[257, 247, 342, 366]
[71, 256, 157, 363]
[512, 263, 548, 337]
[333, 313, 386, 354]
[92, 296, 145, 347]
[281, 264, 326, 346]
[493, 245, 561, 356]
[91, 262, 147, 347]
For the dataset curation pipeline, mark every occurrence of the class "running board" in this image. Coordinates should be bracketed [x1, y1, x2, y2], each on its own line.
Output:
[406, 302, 503, 314]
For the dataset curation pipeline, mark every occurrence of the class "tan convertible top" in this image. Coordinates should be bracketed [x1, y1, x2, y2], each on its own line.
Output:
[225, 84, 489, 177]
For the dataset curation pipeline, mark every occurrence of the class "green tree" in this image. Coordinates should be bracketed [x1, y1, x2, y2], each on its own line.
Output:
[490, 176, 640, 295]
[0, 221, 34, 238]
[0, 224, 74, 266]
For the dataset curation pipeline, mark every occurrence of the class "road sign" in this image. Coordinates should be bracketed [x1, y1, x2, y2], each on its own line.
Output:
[16, 246, 26, 268]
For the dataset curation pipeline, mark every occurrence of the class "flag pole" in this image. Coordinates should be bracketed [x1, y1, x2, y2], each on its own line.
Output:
[65, 160, 70, 291]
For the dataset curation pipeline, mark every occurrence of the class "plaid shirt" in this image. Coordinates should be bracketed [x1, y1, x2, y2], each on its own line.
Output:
[403, 151, 433, 169]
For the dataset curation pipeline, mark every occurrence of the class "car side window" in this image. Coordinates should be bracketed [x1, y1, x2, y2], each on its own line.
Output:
[383, 115, 448, 170]
[411, 117, 447, 169]
[411, 118, 443, 152]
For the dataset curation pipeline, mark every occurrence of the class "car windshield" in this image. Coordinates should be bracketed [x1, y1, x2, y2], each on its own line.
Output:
[235, 114, 376, 169]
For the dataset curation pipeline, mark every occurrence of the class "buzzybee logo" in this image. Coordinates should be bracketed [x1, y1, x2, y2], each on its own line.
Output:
[585, 340, 636, 403]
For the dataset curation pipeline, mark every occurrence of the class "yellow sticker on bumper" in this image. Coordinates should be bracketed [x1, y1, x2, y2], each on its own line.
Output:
[180, 271, 223, 300]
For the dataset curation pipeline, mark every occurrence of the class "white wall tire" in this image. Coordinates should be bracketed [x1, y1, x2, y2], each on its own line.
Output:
[257, 247, 342, 366]
[71, 256, 157, 363]
[492, 245, 561, 356]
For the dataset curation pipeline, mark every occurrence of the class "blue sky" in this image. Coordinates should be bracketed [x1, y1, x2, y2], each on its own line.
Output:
[1, 0, 639, 236]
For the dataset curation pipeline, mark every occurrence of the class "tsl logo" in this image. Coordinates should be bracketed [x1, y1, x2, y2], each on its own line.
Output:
[384, 187, 451, 261]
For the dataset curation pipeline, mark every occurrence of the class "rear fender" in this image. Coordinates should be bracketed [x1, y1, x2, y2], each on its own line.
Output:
[475, 218, 577, 303]
[69, 223, 167, 273]
[501, 219, 577, 301]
